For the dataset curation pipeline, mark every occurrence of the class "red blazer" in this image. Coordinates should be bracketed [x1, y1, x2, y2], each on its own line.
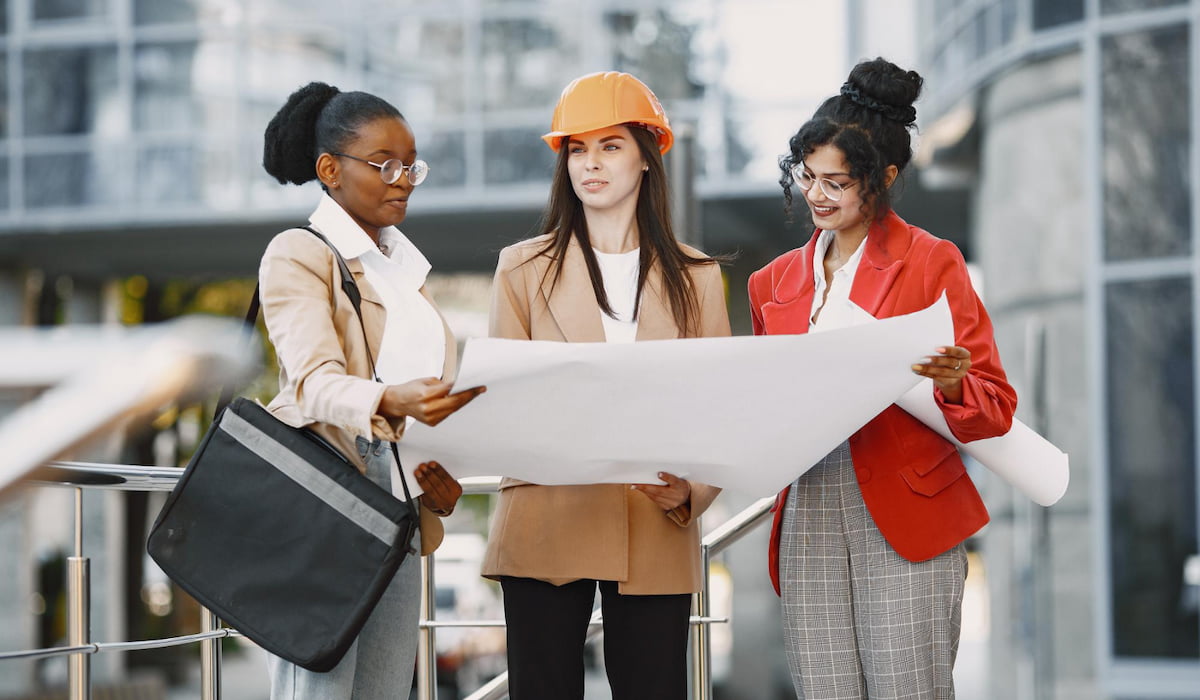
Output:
[749, 210, 1016, 595]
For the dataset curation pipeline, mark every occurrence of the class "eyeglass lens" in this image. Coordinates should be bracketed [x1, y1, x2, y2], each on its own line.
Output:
[379, 159, 429, 186]
[791, 164, 844, 201]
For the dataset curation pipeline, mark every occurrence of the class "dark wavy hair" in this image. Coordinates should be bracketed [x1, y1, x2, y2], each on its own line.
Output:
[779, 57, 923, 225]
[534, 125, 718, 335]
[262, 81, 405, 187]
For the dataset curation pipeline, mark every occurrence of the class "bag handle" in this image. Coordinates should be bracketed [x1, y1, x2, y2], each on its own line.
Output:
[223, 225, 419, 511]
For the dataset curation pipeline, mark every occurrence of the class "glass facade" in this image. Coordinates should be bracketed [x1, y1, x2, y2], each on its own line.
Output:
[1103, 0, 1188, 13]
[1102, 25, 1191, 262]
[1102, 19, 1197, 665]
[919, 0, 1200, 693]
[0, 0, 805, 232]
[1033, 0, 1084, 28]
[1106, 277, 1198, 658]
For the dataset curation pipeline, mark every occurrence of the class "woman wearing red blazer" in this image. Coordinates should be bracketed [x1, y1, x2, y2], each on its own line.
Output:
[748, 58, 1017, 699]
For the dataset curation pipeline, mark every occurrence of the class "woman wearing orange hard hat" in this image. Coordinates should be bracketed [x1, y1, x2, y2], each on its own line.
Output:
[480, 71, 730, 700]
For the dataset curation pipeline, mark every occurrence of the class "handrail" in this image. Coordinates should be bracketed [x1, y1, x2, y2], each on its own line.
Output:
[0, 317, 259, 500]
[0, 628, 244, 662]
[8, 463, 775, 700]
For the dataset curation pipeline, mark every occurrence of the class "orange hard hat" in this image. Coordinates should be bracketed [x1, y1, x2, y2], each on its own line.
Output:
[542, 71, 674, 154]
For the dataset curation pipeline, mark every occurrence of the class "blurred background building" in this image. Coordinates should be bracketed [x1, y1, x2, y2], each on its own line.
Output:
[914, 0, 1198, 698]
[0, 0, 1195, 698]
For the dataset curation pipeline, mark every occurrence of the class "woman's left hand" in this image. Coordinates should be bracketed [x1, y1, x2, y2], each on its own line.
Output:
[416, 461, 462, 516]
[912, 345, 971, 405]
[632, 472, 692, 511]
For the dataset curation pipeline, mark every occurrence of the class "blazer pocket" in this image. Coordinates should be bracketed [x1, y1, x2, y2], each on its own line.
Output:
[900, 451, 967, 497]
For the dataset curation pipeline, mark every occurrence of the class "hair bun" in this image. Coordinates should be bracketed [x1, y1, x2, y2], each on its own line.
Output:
[841, 57, 923, 126]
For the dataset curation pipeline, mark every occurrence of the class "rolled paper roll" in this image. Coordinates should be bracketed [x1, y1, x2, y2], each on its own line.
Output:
[895, 380, 1069, 506]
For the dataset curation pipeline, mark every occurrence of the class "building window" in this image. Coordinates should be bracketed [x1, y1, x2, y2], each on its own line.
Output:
[0, 52, 7, 138]
[416, 131, 466, 189]
[135, 42, 204, 132]
[23, 149, 123, 208]
[32, 0, 109, 23]
[23, 47, 119, 137]
[1102, 24, 1190, 262]
[484, 127, 555, 185]
[1102, 0, 1188, 14]
[365, 19, 466, 119]
[0, 156, 9, 210]
[481, 18, 581, 112]
[1106, 276, 1198, 659]
[1033, 0, 1084, 29]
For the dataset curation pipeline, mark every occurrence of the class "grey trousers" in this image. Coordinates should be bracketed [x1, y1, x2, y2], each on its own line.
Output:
[780, 441, 967, 700]
[267, 437, 421, 700]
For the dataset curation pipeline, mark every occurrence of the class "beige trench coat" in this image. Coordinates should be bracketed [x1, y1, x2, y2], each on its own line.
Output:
[258, 227, 457, 555]
[480, 235, 731, 595]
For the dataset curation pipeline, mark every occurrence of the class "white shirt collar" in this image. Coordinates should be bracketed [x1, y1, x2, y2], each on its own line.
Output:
[812, 229, 866, 284]
[307, 193, 432, 289]
[308, 192, 388, 261]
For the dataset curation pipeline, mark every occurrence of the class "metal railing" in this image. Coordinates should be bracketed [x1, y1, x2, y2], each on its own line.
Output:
[1, 463, 775, 700]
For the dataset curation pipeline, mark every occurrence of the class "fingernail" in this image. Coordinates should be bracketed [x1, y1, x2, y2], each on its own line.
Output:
[911, 364, 922, 371]
[629, 485, 637, 490]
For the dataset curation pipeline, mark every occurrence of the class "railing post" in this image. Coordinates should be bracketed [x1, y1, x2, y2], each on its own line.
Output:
[67, 487, 91, 700]
[691, 544, 712, 700]
[417, 553, 437, 700]
[200, 608, 221, 700]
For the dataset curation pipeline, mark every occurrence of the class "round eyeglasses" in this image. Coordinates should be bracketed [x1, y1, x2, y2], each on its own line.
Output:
[790, 163, 858, 202]
[333, 152, 430, 186]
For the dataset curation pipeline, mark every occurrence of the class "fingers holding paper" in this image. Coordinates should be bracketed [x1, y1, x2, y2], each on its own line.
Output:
[632, 471, 692, 511]
[380, 378, 487, 426]
[911, 345, 971, 404]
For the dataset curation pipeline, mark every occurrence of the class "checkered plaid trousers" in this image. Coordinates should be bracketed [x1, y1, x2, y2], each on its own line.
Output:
[779, 441, 967, 700]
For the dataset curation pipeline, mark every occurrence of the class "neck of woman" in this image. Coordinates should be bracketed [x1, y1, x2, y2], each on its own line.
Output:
[827, 223, 870, 262]
[584, 203, 640, 254]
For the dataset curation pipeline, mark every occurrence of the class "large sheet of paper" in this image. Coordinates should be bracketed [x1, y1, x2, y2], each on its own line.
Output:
[895, 383, 1069, 505]
[396, 297, 954, 497]
[834, 302, 1070, 506]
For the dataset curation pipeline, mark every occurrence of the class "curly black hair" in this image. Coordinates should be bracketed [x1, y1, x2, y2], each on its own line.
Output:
[262, 82, 405, 187]
[779, 57, 923, 225]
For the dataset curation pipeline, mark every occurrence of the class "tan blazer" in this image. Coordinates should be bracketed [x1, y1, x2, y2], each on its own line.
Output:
[258, 227, 457, 555]
[480, 235, 731, 594]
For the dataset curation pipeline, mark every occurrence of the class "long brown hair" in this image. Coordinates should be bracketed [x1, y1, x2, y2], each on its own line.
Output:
[533, 125, 718, 335]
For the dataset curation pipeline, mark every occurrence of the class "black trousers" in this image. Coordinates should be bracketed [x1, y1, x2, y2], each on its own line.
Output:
[500, 576, 692, 700]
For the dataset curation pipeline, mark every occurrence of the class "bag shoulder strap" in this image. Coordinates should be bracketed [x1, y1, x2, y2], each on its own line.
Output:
[225, 225, 419, 510]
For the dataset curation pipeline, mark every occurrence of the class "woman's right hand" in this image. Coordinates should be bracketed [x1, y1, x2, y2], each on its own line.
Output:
[378, 378, 486, 426]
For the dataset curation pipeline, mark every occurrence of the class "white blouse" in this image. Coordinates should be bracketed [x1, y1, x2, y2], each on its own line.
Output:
[308, 193, 446, 449]
[594, 247, 641, 344]
[809, 229, 870, 333]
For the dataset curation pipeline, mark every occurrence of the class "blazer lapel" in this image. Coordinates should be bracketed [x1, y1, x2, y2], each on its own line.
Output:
[542, 238, 607, 343]
[850, 210, 909, 318]
[344, 258, 385, 307]
[341, 257, 386, 357]
[635, 262, 680, 340]
[759, 236, 819, 335]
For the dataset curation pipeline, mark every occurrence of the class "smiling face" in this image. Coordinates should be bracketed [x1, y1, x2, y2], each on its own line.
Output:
[566, 125, 648, 216]
[318, 116, 417, 236]
[799, 143, 871, 234]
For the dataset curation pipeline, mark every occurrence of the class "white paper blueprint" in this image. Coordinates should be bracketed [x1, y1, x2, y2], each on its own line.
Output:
[396, 297, 955, 497]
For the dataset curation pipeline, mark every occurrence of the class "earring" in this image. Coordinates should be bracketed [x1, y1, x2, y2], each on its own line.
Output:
[642, 166, 649, 172]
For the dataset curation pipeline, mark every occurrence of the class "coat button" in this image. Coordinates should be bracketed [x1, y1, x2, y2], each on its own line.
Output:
[856, 467, 871, 484]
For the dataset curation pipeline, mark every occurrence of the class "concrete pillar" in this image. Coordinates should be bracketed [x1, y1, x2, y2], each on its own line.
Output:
[972, 52, 1097, 700]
